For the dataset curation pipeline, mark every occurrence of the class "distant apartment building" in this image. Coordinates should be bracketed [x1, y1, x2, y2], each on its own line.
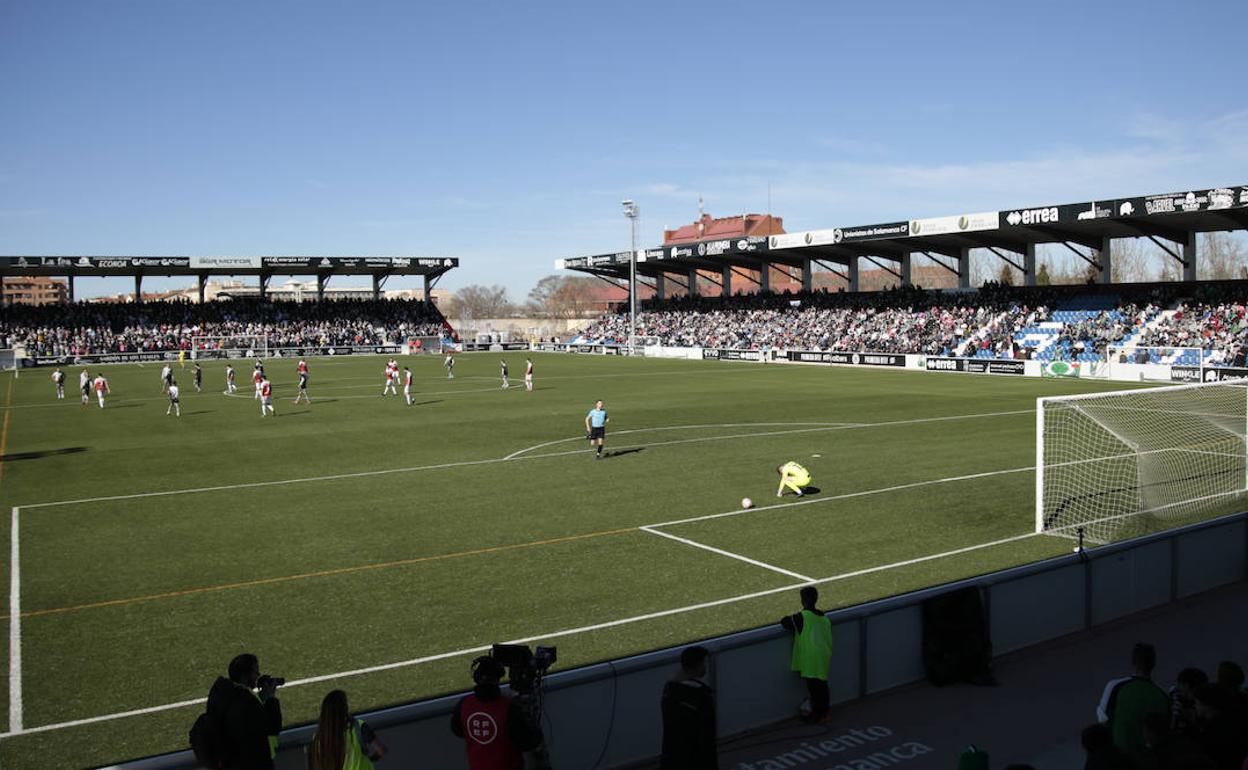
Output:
[1, 276, 69, 306]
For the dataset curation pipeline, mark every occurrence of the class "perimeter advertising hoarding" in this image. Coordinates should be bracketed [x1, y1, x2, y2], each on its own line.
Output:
[1170, 366, 1202, 383]
[787, 350, 906, 367]
[924, 357, 1025, 375]
[702, 349, 763, 361]
[1202, 366, 1248, 382]
[1, 256, 194, 269]
[1143, 187, 1248, 216]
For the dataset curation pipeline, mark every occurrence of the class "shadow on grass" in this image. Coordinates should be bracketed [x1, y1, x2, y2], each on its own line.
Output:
[412, 400, 443, 407]
[0, 446, 88, 462]
[608, 447, 646, 458]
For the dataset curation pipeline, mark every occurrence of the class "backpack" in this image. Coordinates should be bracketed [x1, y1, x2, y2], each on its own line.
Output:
[189, 707, 226, 769]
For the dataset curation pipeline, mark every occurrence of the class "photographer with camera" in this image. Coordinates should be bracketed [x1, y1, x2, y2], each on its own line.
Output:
[450, 654, 544, 770]
[203, 653, 284, 770]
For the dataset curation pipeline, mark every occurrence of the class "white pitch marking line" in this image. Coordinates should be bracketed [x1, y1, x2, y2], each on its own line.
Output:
[9, 506, 22, 734]
[19, 409, 1032, 510]
[503, 422, 858, 460]
[0, 529, 1046, 737]
[640, 526, 816, 582]
[647, 465, 1036, 529]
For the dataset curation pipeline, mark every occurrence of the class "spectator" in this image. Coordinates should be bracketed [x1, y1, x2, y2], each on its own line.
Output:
[1141, 712, 1208, 770]
[1096, 642, 1171, 761]
[206, 653, 283, 770]
[450, 655, 542, 770]
[1081, 723, 1136, 770]
[1192, 684, 1248, 770]
[306, 689, 387, 770]
[1171, 667, 1210, 735]
[660, 645, 717, 770]
[780, 586, 834, 724]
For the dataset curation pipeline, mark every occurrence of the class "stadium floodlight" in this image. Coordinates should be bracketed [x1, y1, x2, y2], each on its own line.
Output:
[1036, 379, 1248, 544]
[622, 200, 639, 357]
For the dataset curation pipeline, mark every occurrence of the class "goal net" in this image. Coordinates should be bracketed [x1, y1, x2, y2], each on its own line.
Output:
[1037, 381, 1248, 543]
[190, 335, 270, 360]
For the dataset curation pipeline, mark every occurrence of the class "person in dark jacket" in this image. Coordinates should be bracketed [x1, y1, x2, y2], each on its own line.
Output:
[661, 645, 717, 770]
[206, 653, 283, 770]
[450, 655, 542, 770]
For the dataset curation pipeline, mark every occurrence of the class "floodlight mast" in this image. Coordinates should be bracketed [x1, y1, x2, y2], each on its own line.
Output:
[622, 200, 639, 356]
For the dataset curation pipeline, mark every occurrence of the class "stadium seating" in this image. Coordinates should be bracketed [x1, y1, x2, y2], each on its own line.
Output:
[579, 282, 1248, 366]
[0, 297, 448, 358]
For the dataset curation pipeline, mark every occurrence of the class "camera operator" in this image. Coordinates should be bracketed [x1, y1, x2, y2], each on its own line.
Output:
[207, 653, 284, 770]
[450, 655, 543, 770]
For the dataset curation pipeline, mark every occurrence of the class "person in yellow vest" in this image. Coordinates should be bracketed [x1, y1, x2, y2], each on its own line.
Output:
[307, 689, 387, 770]
[780, 586, 833, 723]
[776, 462, 812, 497]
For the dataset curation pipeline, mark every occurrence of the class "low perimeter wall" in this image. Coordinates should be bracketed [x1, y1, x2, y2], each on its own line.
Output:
[109, 513, 1248, 770]
[533, 342, 1247, 384]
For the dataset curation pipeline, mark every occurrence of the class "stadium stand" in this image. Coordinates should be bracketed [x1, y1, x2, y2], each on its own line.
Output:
[0, 297, 448, 358]
[577, 281, 1248, 367]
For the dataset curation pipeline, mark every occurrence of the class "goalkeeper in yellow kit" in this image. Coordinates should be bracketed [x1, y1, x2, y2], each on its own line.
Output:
[777, 462, 812, 497]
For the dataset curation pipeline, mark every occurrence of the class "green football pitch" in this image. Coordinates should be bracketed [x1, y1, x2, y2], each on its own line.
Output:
[0, 352, 1188, 767]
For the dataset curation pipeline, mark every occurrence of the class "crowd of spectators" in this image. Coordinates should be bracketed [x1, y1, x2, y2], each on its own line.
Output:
[579, 282, 1248, 365]
[0, 298, 447, 358]
[1085, 642, 1247, 770]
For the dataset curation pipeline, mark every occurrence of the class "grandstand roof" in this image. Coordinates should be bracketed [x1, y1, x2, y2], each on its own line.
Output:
[560, 184, 1248, 286]
[0, 255, 459, 278]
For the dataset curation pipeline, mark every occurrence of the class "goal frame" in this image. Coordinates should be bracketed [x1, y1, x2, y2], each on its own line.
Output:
[189, 335, 270, 360]
[1035, 380, 1248, 534]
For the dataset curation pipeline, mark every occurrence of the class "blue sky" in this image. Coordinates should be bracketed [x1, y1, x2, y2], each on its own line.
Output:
[2, 0, 1246, 299]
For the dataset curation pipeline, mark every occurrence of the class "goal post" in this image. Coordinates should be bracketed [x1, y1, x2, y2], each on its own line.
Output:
[1036, 380, 1248, 542]
[190, 335, 270, 360]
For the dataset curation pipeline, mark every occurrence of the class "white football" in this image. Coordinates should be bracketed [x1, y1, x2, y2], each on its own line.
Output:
[741, 497, 753, 509]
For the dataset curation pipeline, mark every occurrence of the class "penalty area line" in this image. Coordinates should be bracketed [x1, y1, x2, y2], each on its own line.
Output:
[0, 529, 1042, 738]
[640, 525, 816, 582]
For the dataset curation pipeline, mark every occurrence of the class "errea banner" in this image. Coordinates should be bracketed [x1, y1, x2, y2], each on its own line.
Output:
[907, 212, 999, 237]
[923, 357, 1025, 375]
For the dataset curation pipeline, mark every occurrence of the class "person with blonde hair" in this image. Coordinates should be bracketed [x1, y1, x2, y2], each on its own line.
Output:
[306, 689, 387, 770]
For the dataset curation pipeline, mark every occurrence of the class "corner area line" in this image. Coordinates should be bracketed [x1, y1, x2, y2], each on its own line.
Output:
[9, 506, 21, 734]
[640, 525, 816, 582]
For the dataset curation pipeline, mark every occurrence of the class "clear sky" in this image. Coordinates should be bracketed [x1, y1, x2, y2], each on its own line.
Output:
[2, 0, 1246, 299]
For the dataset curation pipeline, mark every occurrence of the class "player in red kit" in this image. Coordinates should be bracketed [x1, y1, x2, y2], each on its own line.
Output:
[403, 366, 414, 406]
[260, 378, 275, 417]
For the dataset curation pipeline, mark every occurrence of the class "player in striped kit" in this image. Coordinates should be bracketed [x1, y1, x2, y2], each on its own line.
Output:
[293, 359, 311, 405]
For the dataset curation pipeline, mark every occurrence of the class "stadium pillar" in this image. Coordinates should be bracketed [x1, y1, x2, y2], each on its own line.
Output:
[67, 275, 75, 303]
[900, 253, 912, 287]
[958, 247, 972, 289]
[134, 274, 143, 303]
[197, 273, 207, 303]
[421, 274, 431, 303]
[318, 273, 327, 302]
[758, 262, 770, 294]
[848, 256, 860, 293]
[687, 269, 699, 297]
[372, 274, 381, 300]
[802, 259, 812, 292]
[259, 273, 269, 301]
[1182, 230, 1197, 281]
[1023, 243, 1037, 286]
[655, 272, 666, 300]
[721, 266, 732, 297]
[1097, 236, 1113, 284]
